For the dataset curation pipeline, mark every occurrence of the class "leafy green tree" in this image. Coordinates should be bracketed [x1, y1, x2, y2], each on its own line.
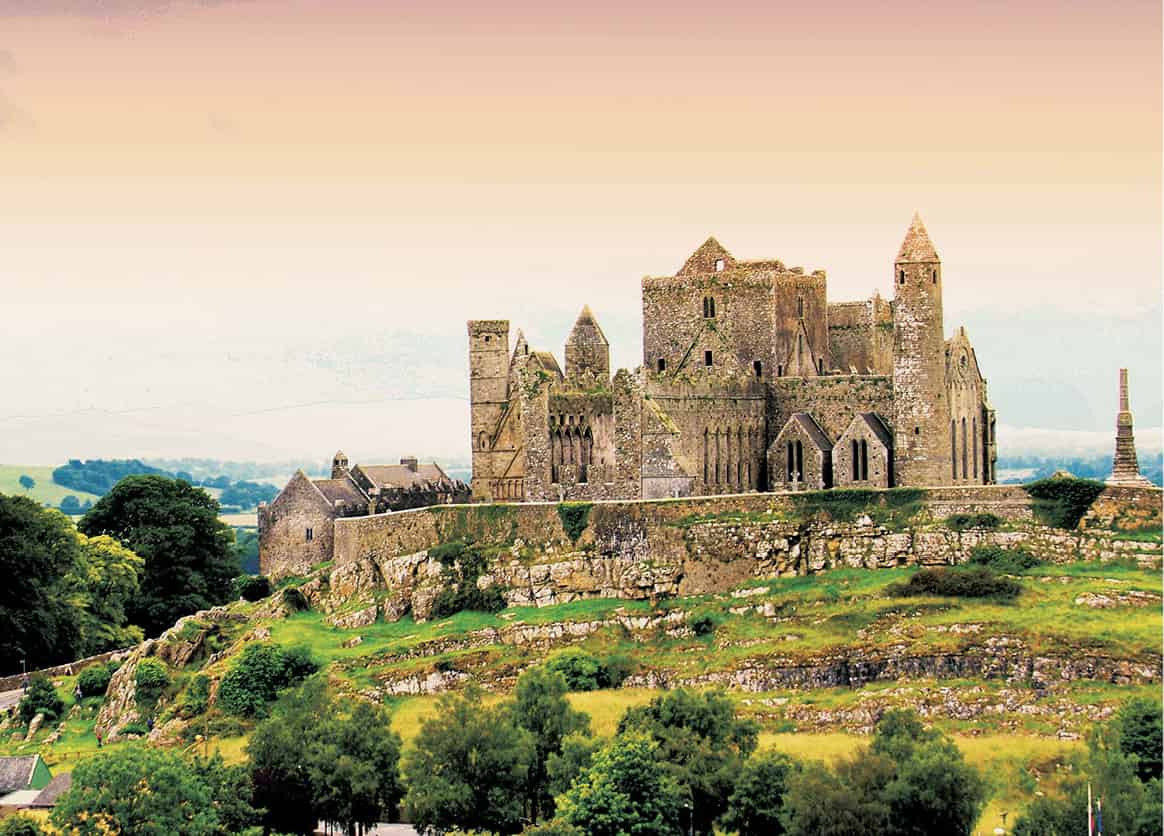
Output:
[513, 666, 591, 821]
[869, 708, 942, 763]
[782, 759, 891, 836]
[69, 531, 144, 655]
[719, 749, 799, 836]
[59, 494, 82, 514]
[618, 688, 759, 835]
[547, 732, 603, 800]
[79, 475, 240, 636]
[403, 684, 535, 835]
[134, 657, 170, 706]
[193, 752, 262, 835]
[18, 675, 64, 725]
[17, 474, 34, 492]
[556, 732, 683, 836]
[305, 699, 404, 834]
[0, 495, 83, 671]
[880, 737, 986, 836]
[1114, 697, 1163, 783]
[52, 745, 230, 835]
[248, 683, 325, 835]
[77, 661, 118, 697]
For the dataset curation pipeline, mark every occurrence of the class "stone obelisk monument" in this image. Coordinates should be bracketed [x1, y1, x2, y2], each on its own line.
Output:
[1106, 368, 1152, 486]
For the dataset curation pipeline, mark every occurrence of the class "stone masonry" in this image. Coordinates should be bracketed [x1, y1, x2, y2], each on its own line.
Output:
[470, 214, 997, 501]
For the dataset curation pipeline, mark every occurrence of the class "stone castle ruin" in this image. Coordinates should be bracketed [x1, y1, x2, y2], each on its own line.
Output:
[470, 214, 998, 502]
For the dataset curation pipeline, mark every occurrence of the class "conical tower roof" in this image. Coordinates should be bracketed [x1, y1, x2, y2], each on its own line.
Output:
[567, 304, 608, 346]
[896, 212, 940, 263]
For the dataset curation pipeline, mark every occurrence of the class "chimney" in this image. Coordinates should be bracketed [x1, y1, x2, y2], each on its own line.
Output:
[400, 456, 419, 472]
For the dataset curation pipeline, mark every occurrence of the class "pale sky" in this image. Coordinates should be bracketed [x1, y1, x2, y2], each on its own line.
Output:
[0, 0, 1159, 466]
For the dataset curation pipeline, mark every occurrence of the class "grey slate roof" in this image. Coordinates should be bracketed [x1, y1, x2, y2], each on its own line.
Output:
[854, 412, 893, 449]
[30, 772, 72, 807]
[789, 413, 834, 451]
[0, 757, 38, 793]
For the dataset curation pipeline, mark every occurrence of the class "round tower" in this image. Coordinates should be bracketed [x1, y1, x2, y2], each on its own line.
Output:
[891, 213, 951, 486]
[467, 320, 511, 499]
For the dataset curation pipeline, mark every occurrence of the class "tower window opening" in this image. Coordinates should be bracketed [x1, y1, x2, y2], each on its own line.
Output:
[899, 269, 905, 285]
[305, 527, 313, 542]
[715, 258, 725, 272]
[657, 358, 666, 373]
[484, 335, 491, 343]
[851, 440, 859, 480]
[753, 360, 762, 378]
[777, 364, 784, 377]
[859, 439, 869, 481]
[951, 420, 957, 478]
[818, 358, 824, 374]
[932, 268, 937, 284]
[914, 426, 920, 435]
[797, 297, 804, 318]
[704, 350, 713, 367]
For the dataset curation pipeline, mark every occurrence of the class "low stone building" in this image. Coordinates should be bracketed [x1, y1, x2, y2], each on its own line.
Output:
[258, 452, 468, 577]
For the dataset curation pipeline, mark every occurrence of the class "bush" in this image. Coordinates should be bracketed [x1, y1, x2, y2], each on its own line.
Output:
[179, 674, 212, 718]
[1024, 476, 1106, 529]
[690, 611, 721, 636]
[0, 814, 51, 836]
[557, 503, 593, 542]
[945, 512, 1002, 531]
[77, 662, 117, 698]
[427, 539, 507, 619]
[217, 643, 318, 717]
[134, 657, 170, 705]
[885, 566, 1021, 600]
[18, 676, 64, 725]
[234, 574, 272, 602]
[544, 648, 635, 691]
[120, 721, 149, 736]
[968, 545, 1041, 573]
[281, 586, 310, 612]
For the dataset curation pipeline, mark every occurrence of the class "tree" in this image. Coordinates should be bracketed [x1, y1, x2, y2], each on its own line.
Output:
[1114, 697, 1163, 784]
[59, 495, 82, 515]
[79, 475, 240, 637]
[403, 684, 535, 835]
[547, 733, 603, 800]
[782, 759, 890, 836]
[304, 700, 404, 834]
[18, 676, 65, 725]
[618, 688, 759, 835]
[52, 745, 232, 835]
[556, 732, 683, 836]
[0, 495, 83, 671]
[69, 531, 144, 655]
[248, 683, 324, 835]
[880, 737, 986, 836]
[513, 666, 591, 821]
[217, 643, 317, 717]
[0, 815, 49, 836]
[719, 749, 798, 836]
[249, 682, 403, 836]
[17, 474, 34, 492]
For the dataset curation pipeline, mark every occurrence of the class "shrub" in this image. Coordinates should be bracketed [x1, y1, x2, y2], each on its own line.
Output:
[0, 814, 51, 836]
[179, 674, 212, 718]
[120, 721, 149, 736]
[216, 643, 318, 717]
[557, 503, 593, 542]
[134, 657, 170, 705]
[234, 574, 272, 602]
[281, 586, 310, 612]
[689, 611, 721, 637]
[17, 676, 64, 725]
[1024, 476, 1106, 530]
[544, 648, 635, 691]
[945, 512, 1002, 532]
[428, 539, 508, 619]
[968, 545, 1041, 573]
[885, 566, 1021, 600]
[77, 662, 118, 698]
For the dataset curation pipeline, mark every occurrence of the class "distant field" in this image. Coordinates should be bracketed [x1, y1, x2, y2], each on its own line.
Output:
[0, 464, 101, 506]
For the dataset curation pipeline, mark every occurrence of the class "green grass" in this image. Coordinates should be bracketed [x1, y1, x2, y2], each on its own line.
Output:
[0, 464, 102, 507]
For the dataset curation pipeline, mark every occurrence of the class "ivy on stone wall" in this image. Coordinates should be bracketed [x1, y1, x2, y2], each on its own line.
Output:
[429, 540, 507, 618]
[791, 488, 925, 528]
[557, 503, 593, 542]
[1023, 477, 1106, 530]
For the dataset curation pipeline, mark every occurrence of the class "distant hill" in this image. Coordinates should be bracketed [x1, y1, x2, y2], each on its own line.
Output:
[997, 452, 1163, 487]
[0, 464, 102, 507]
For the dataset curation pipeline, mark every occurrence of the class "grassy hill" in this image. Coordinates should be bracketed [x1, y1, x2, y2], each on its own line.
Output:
[0, 464, 102, 507]
[1, 555, 1158, 831]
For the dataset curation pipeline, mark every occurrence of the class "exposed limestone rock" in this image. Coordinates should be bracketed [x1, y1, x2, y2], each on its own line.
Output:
[1074, 590, 1160, 609]
[25, 713, 44, 741]
[95, 642, 151, 741]
[327, 605, 377, 630]
[342, 635, 363, 649]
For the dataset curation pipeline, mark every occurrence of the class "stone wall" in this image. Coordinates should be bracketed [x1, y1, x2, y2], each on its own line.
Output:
[258, 472, 339, 578]
[771, 375, 893, 443]
[828, 295, 893, 375]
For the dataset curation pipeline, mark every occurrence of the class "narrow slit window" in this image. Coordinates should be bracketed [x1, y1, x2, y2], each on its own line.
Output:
[704, 350, 713, 367]
[305, 527, 313, 542]
[851, 440, 859, 480]
[860, 439, 869, 481]
[657, 358, 666, 373]
[753, 360, 763, 378]
[899, 269, 905, 285]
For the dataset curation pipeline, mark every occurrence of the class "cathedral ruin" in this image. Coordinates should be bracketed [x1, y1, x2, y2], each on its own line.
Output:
[469, 214, 998, 501]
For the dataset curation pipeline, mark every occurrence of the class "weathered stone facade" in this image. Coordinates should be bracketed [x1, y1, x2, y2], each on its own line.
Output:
[258, 452, 468, 578]
[470, 214, 996, 501]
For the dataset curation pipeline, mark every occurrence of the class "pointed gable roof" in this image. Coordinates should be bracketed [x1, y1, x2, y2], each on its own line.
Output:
[896, 212, 940, 263]
[566, 304, 609, 346]
[776, 413, 834, 452]
[677, 236, 734, 277]
[840, 412, 893, 449]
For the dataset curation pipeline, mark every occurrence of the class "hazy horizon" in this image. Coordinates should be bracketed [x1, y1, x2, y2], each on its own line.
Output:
[1, 0, 1159, 466]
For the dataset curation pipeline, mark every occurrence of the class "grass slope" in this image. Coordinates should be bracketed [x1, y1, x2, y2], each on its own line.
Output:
[0, 465, 102, 507]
